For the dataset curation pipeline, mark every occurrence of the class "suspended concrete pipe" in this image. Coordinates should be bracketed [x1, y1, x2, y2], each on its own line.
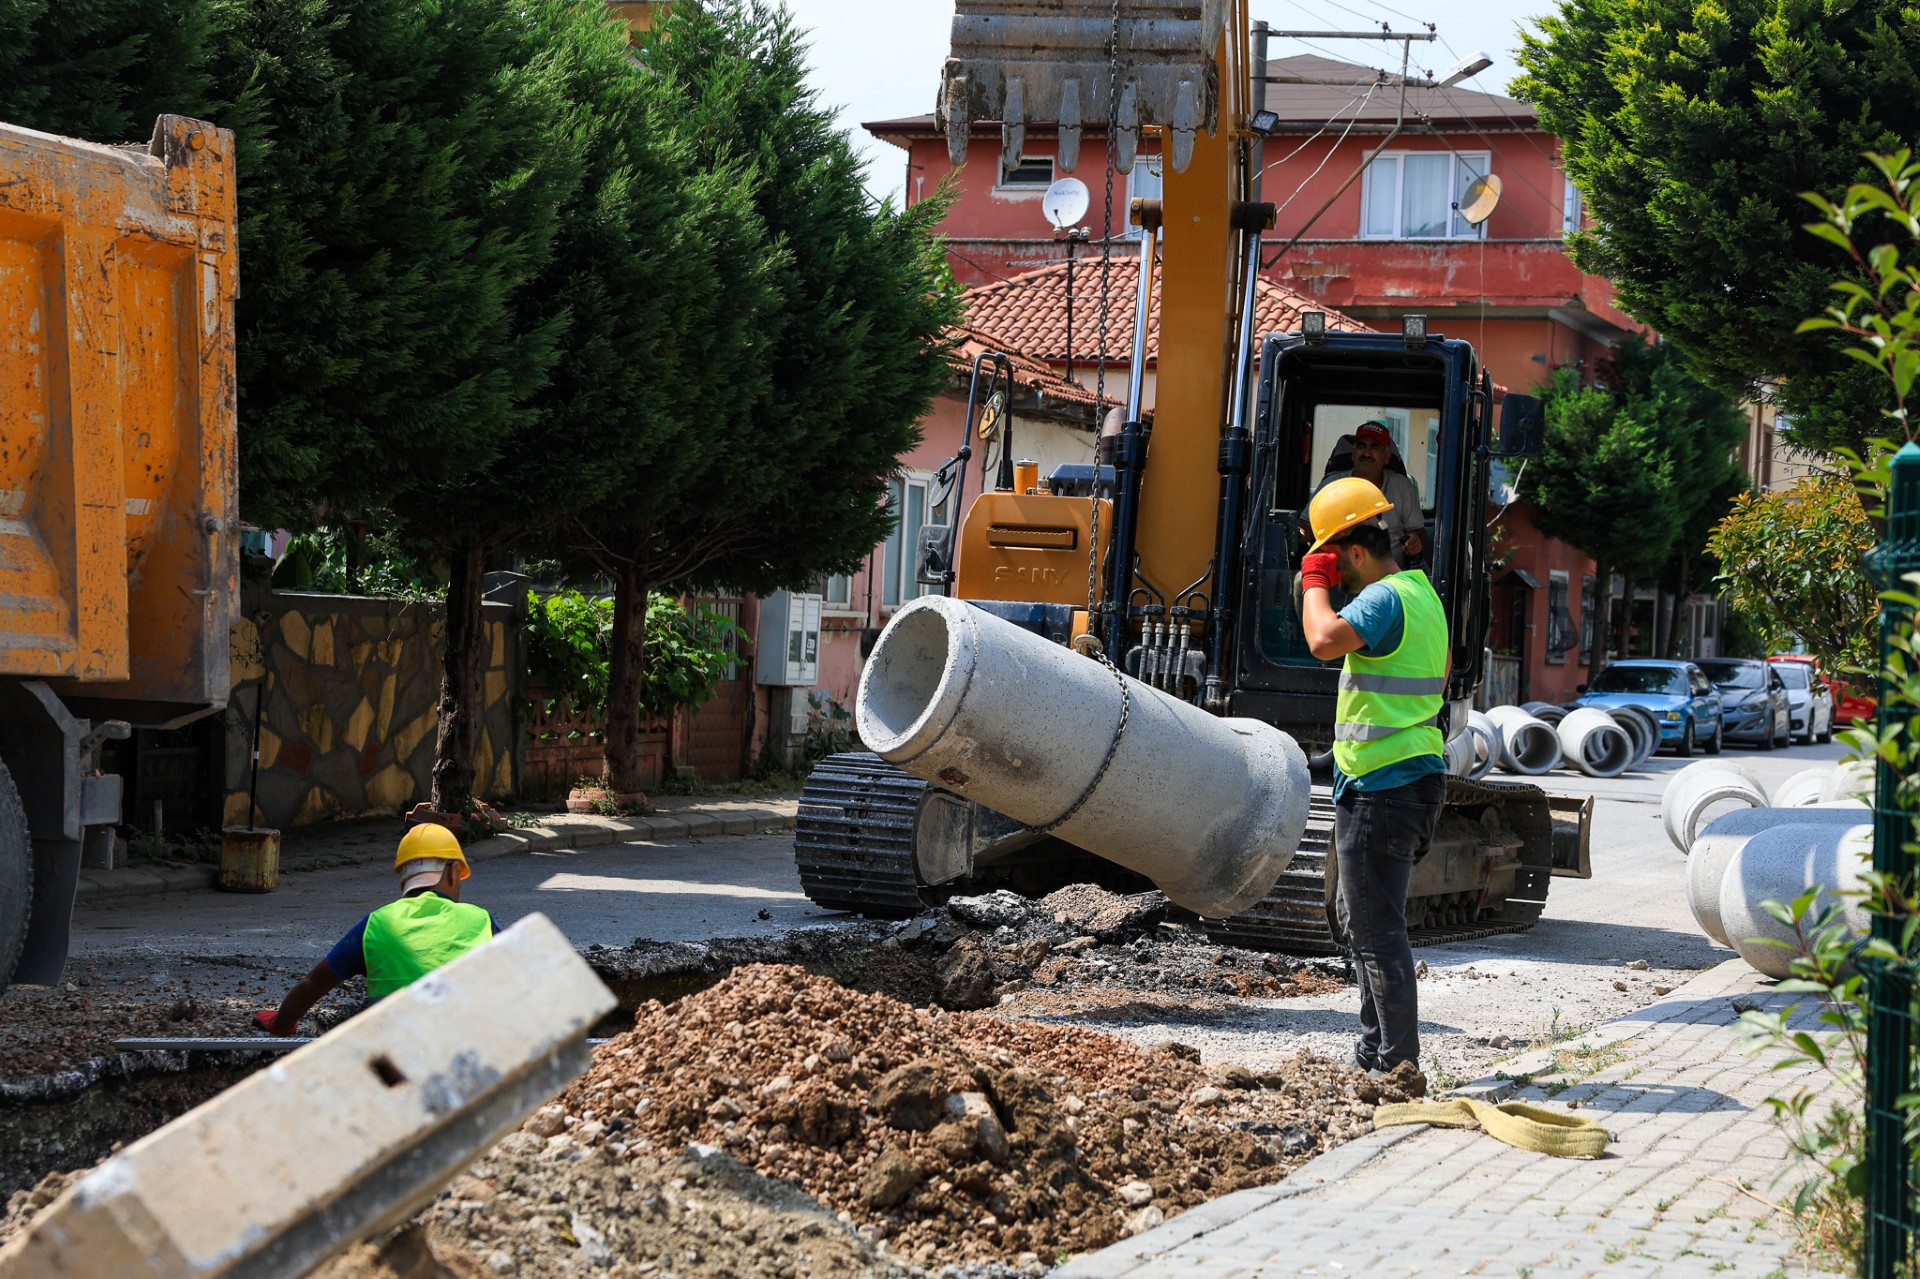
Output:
[1467, 722, 1500, 781]
[1608, 704, 1661, 770]
[1686, 806, 1875, 947]
[1555, 707, 1635, 779]
[1444, 730, 1477, 779]
[1719, 822, 1873, 979]
[1484, 705, 1563, 776]
[855, 596, 1312, 918]
[1660, 761, 1768, 854]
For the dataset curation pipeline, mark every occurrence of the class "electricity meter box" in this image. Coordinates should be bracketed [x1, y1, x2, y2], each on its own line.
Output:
[756, 591, 822, 687]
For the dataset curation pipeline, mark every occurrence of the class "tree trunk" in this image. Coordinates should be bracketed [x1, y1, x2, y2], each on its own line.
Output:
[1665, 553, 1692, 658]
[1588, 561, 1610, 675]
[430, 538, 487, 814]
[604, 558, 653, 795]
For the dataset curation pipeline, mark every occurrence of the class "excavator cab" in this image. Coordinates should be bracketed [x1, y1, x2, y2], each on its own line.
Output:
[1232, 325, 1500, 749]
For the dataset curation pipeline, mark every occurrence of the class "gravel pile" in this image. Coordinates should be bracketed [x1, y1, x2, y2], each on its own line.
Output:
[355, 962, 1420, 1276]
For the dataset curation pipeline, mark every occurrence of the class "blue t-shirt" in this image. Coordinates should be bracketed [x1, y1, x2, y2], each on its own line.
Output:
[1331, 579, 1446, 799]
[324, 893, 501, 983]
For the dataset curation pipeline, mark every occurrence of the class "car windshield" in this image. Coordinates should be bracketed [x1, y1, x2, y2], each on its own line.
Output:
[1698, 660, 1764, 690]
[1591, 666, 1685, 695]
[1771, 663, 1810, 690]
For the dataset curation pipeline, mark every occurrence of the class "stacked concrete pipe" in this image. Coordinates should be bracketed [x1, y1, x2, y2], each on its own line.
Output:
[1661, 761, 1768, 854]
[1719, 822, 1873, 979]
[1773, 767, 1834, 808]
[1822, 758, 1876, 804]
[856, 596, 1312, 918]
[1521, 701, 1568, 726]
[1554, 707, 1636, 778]
[1686, 807, 1876, 947]
[1484, 705, 1563, 775]
[1606, 704, 1661, 769]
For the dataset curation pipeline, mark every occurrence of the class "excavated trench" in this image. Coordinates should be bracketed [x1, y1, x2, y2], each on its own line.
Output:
[3, 887, 1399, 1276]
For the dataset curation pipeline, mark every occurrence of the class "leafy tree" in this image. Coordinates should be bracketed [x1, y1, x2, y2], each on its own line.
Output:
[0, 0, 215, 141]
[1706, 474, 1878, 675]
[572, 0, 963, 794]
[1523, 368, 1680, 670]
[1514, 0, 1920, 455]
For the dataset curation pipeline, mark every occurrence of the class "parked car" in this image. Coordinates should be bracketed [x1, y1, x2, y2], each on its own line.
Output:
[1696, 658, 1792, 749]
[1766, 655, 1836, 745]
[1569, 659, 1724, 756]
[1831, 678, 1877, 727]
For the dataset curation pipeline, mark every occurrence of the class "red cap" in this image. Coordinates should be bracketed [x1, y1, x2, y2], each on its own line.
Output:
[1354, 422, 1392, 448]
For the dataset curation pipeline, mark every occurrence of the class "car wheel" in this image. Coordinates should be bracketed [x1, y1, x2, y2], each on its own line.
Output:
[1775, 711, 1791, 749]
[1677, 718, 1695, 757]
[1817, 708, 1834, 745]
[1705, 721, 1723, 755]
[1758, 717, 1776, 750]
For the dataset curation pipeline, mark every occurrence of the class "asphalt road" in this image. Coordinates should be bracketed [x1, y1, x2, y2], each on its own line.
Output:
[69, 736, 1860, 1079]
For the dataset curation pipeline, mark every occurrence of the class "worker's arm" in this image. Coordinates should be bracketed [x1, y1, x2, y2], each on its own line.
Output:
[255, 959, 343, 1036]
[1300, 551, 1368, 660]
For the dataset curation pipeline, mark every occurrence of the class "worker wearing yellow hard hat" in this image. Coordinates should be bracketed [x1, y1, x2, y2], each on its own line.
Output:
[1299, 476, 1449, 1079]
[253, 823, 496, 1036]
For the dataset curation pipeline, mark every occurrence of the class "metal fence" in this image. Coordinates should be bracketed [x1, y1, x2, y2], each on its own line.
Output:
[1865, 441, 1920, 1278]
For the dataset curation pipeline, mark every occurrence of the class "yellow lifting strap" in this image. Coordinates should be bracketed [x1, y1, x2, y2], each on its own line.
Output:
[1373, 1098, 1610, 1159]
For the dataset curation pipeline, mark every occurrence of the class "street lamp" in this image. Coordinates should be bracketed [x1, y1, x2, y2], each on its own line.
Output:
[1435, 51, 1492, 89]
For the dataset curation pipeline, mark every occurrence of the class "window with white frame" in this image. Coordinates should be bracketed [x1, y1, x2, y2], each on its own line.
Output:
[880, 472, 951, 608]
[1361, 151, 1490, 240]
[1562, 174, 1583, 236]
[998, 155, 1054, 189]
[1123, 156, 1162, 239]
[817, 573, 853, 611]
[1546, 572, 1573, 663]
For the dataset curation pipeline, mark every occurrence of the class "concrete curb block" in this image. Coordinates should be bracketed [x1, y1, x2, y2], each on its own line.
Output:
[1052, 1124, 1431, 1277]
[1447, 956, 1763, 1103]
[74, 807, 797, 905]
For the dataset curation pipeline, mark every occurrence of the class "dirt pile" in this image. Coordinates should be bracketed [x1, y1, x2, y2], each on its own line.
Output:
[407, 962, 1419, 1273]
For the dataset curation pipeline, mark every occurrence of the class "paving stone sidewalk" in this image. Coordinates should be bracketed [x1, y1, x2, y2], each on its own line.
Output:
[1060, 958, 1848, 1278]
[74, 794, 800, 904]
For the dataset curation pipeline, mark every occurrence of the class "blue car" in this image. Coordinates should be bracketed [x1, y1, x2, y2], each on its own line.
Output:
[1569, 659, 1725, 757]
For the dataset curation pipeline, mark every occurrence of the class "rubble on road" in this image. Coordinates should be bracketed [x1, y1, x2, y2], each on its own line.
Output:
[331, 963, 1418, 1276]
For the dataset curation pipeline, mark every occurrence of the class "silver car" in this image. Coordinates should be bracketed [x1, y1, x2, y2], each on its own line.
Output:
[1767, 657, 1836, 745]
[1696, 658, 1792, 749]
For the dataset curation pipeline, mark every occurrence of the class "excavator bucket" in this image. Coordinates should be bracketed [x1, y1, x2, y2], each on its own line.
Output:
[939, 0, 1228, 176]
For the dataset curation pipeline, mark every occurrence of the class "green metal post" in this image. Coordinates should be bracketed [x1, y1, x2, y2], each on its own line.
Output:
[1864, 440, 1920, 1277]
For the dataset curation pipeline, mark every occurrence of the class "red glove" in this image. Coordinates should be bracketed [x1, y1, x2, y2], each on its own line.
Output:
[253, 1008, 291, 1036]
[1300, 550, 1340, 594]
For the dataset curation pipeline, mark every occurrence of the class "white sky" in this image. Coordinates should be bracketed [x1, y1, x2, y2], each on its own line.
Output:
[780, 0, 1562, 205]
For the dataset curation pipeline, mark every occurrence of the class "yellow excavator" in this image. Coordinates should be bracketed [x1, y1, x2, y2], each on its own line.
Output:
[794, 0, 1592, 953]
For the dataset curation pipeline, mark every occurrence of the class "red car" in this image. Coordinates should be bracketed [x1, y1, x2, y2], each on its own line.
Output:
[1769, 654, 1875, 731]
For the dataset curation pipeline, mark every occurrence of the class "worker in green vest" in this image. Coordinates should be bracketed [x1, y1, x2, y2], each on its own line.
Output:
[1299, 476, 1449, 1076]
[253, 823, 496, 1035]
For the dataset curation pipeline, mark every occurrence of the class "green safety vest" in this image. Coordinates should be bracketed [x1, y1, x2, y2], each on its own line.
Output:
[1332, 570, 1448, 778]
[361, 893, 493, 998]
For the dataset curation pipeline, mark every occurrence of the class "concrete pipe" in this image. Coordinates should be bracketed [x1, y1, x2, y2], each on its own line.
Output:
[1719, 822, 1873, 979]
[1467, 722, 1499, 781]
[1686, 807, 1873, 947]
[1444, 732, 1477, 778]
[1608, 704, 1660, 770]
[1555, 707, 1635, 779]
[1660, 762, 1768, 854]
[1521, 701, 1569, 726]
[1485, 705, 1563, 776]
[1821, 759, 1875, 804]
[1773, 768, 1833, 809]
[856, 596, 1312, 918]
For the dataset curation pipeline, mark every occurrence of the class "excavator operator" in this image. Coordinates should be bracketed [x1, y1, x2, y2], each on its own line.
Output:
[252, 823, 496, 1036]
[1298, 477, 1448, 1075]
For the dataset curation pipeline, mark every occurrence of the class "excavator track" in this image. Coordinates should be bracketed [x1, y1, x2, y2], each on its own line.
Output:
[794, 753, 929, 917]
[796, 756, 1563, 953]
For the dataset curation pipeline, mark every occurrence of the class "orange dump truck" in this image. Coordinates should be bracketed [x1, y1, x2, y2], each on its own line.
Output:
[0, 115, 239, 996]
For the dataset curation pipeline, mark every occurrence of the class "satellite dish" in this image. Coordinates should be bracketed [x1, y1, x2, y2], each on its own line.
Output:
[1042, 177, 1090, 231]
[1457, 173, 1503, 226]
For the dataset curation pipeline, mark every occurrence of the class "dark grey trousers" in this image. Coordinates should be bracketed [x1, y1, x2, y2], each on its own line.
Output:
[1333, 771, 1446, 1071]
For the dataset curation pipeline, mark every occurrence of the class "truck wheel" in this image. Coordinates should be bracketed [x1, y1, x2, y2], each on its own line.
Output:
[0, 758, 31, 1000]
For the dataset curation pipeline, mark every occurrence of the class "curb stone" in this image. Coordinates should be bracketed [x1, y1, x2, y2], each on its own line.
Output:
[74, 803, 797, 905]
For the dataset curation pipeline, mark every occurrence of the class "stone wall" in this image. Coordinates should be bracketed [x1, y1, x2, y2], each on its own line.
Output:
[225, 592, 522, 830]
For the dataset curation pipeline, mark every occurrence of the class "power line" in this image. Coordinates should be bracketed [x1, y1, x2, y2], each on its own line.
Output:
[1260, 76, 1380, 178]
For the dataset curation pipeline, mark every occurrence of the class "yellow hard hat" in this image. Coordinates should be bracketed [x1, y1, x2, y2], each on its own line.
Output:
[394, 822, 469, 880]
[1307, 476, 1393, 553]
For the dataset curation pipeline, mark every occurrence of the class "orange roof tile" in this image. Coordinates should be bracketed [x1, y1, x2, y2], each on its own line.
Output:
[948, 325, 1118, 411]
[960, 256, 1371, 365]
